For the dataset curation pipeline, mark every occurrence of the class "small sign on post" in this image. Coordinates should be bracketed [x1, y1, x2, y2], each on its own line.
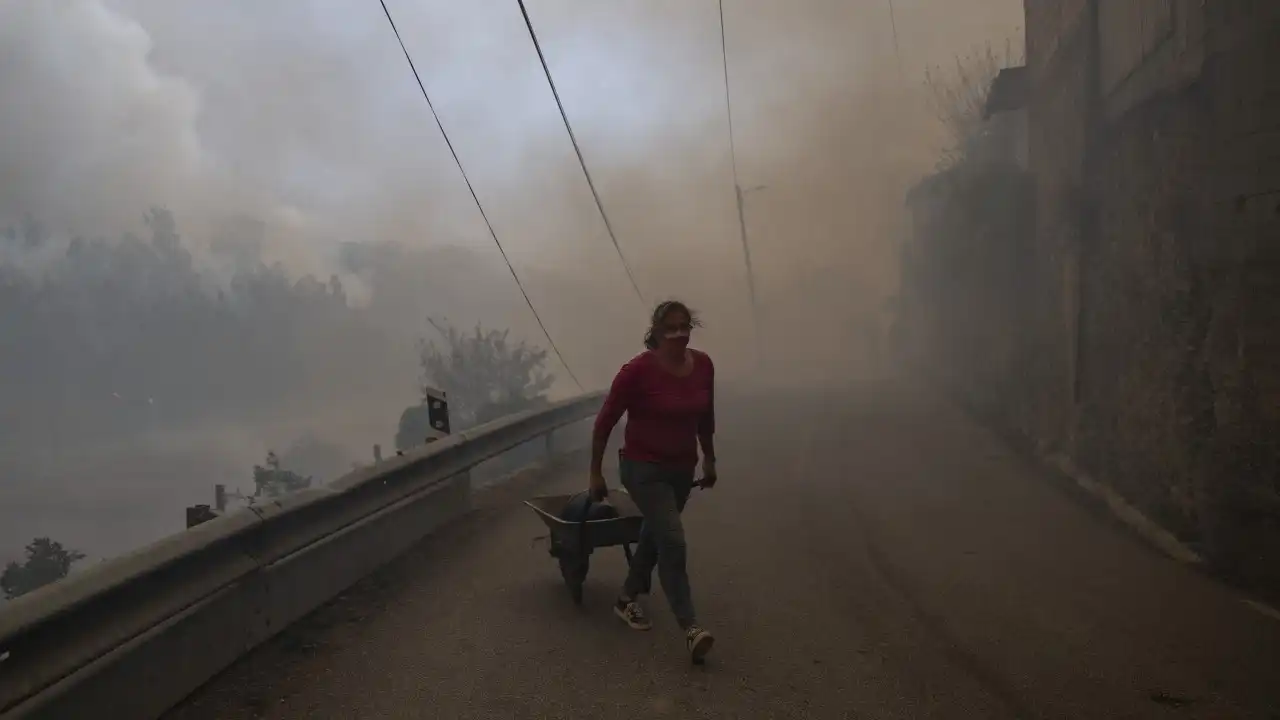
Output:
[422, 385, 451, 440]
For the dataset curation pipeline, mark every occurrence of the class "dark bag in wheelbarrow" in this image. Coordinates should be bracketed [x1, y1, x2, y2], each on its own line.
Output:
[560, 491, 620, 523]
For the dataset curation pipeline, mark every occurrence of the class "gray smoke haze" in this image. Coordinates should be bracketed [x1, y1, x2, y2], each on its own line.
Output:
[0, 0, 1022, 561]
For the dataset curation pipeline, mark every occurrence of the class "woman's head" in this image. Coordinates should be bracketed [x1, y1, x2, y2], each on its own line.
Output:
[644, 299, 701, 352]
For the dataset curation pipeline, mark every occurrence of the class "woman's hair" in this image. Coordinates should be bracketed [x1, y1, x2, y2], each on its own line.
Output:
[643, 299, 702, 350]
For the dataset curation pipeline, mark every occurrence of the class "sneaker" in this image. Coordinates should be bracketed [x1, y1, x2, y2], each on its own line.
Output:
[685, 625, 715, 663]
[614, 598, 652, 631]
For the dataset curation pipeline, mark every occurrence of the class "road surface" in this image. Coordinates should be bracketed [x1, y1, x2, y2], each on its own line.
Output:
[167, 381, 1280, 719]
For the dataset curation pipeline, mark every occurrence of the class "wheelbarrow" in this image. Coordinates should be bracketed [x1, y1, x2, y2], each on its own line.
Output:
[524, 490, 645, 605]
[525, 480, 707, 605]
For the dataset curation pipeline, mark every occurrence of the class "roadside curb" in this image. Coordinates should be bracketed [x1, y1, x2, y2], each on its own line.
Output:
[911, 370, 1280, 622]
[1039, 451, 1204, 566]
[911, 369, 1205, 567]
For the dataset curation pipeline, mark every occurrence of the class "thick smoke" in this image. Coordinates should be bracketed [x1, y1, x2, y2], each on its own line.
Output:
[0, 0, 1023, 561]
[0, 0, 1027, 417]
[1, 0, 1023, 344]
[0, 1, 205, 235]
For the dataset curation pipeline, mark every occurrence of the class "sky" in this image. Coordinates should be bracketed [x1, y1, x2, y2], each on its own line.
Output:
[3, 0, 1022, 333]
[0, 0, 1024, 561]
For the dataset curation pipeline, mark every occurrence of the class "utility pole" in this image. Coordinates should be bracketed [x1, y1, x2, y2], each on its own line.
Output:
[735, 184, 767, 365]
[718, 0, 767, 369]
[886, 0, 905, 84]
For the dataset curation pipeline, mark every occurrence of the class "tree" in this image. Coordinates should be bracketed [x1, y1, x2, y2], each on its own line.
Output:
[251, 450, 313, 498]
[1, 537, 86, 600]
[397, 318, 554, 447]
[923, 39, 1023, 170]
[0, 208, 383, 450]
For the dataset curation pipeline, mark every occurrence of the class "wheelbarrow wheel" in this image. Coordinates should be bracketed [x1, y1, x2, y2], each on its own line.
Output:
[558, 554, 588, 606]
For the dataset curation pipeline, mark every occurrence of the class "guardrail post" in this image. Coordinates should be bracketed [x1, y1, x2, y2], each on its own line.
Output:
[373, 444, 383, 463]
[185, 504, 217, 529]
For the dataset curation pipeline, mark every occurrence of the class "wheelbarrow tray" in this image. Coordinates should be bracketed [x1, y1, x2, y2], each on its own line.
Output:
[523, 492, 644, 555]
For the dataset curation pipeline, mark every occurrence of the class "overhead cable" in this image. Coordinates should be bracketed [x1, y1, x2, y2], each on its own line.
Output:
[378, 0, 583, 390]
[887, 0, 905, 82]
[515, 0, 647, 308]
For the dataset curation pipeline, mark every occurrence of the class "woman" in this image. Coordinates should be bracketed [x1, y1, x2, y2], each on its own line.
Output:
[590, 299, 717, 663]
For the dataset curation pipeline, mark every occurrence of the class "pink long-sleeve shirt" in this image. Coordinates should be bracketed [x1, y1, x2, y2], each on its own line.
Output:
[593, 350, 715, 470]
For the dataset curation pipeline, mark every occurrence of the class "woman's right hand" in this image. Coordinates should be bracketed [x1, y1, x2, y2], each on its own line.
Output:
[588, 470, 608, 501]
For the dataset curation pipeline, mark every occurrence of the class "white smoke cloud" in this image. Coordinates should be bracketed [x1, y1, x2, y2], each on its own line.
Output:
[0, 1, 211, 235]
[1, 0, 1024, 305]
[0, 0, 401, 284]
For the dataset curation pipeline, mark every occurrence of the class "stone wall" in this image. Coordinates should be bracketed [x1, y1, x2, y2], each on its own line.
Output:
[902, 162, 1034, 427]
[1076, 86, 1211, 541]
[903, 0, 1280, 595]
[1191, 3, 1280, 588]
[1071, 0, 1280, 591]
[1022, 0, 1094, 449]
[1055, 0, 1280, 591]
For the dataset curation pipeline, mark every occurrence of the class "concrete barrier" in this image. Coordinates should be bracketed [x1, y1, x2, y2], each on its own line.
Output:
[0, 391, 603, 719]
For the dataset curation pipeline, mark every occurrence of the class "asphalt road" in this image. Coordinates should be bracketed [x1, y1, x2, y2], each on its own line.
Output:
[167, 380, 1280, 719]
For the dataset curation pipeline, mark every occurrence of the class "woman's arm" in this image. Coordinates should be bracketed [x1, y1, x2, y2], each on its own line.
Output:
[591, 361, 637, 476]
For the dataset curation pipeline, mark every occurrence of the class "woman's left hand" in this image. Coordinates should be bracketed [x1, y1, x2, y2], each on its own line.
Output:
[700, 458, 717, 488]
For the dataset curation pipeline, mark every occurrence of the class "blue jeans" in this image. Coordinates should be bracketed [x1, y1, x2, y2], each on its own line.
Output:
[620, 458, 697, 629]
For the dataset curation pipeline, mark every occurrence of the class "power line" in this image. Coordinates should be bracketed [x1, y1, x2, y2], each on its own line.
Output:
[717, 1, 742, 188]
[886, 0, 904, 82]
[515, 0, 646, 308]
[378, 0, 583, 391]
[716, 0, 763, 362]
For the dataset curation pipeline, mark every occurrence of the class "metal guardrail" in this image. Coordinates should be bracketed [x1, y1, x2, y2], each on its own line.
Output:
[0, 391, 604, 720]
